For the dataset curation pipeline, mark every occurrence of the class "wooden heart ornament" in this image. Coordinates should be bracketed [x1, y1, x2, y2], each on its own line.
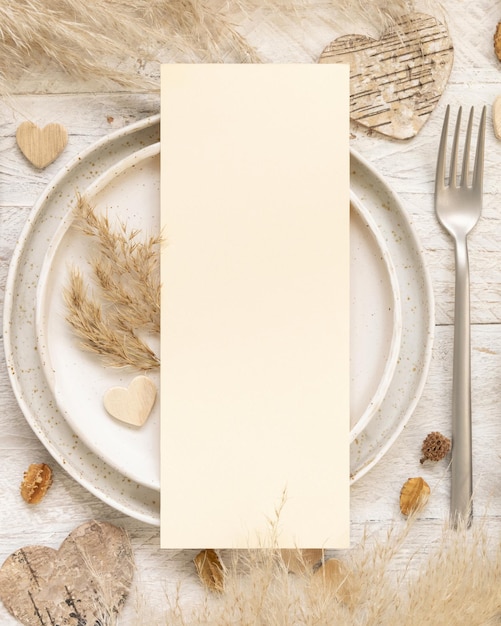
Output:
[104, 374, 157, 426]
[319, 13, 453, 139]
[16, 121, 68, 168]
[0, 521, 134, 626]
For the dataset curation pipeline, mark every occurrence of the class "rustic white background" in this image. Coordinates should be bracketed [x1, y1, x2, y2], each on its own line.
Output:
[0, 0, 500, 622]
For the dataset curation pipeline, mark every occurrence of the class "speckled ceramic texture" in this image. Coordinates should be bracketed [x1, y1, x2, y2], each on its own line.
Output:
[350, 189, 403, 443]
[35, 142, 160, 490]
[349, 149, 434, 481]
[3, 117, 434, 524]
[4, 115, 161, 525]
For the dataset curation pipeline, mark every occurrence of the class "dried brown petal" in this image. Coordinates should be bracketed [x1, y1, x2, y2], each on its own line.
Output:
[311, 558, 355, 606]
[194, 549, 225, 593]
[20, 463, 53, 504]
[495, 22, 501, 61]
[280, 548, 323, 574]
[400, 477, 430, 516]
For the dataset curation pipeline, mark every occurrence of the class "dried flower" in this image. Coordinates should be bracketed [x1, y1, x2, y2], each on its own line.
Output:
[20, 463, 53, 504]
[420, 431, 451, 464]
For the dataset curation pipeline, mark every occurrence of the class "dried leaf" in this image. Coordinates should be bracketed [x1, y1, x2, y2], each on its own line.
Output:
[399, 477, 430, 516]
[194, 549, 225, 593]
[280, 548, 323, 574]
[311, 558, 356, 606]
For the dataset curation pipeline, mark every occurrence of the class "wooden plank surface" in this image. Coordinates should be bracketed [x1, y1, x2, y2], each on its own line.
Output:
[0, 0, 500, 623]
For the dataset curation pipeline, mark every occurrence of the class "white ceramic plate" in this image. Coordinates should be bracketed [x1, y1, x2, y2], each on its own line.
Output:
[4, 115, 162, 525]
[350, 189, 402, 442]
[36, 143, 161, 490]
[34, 147, 401, 488]
[3, 113, 434, 524]
[349, 149, 434, 480]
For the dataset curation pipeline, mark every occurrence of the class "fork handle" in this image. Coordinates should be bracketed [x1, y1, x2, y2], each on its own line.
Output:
[451, 236, 473, 527]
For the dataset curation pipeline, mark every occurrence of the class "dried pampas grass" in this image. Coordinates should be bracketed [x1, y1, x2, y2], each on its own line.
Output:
[0, 0, 435, 93]
[63, 195, 161, 370]
[0, 0, 259, 93]
[132, 519, 500, 626]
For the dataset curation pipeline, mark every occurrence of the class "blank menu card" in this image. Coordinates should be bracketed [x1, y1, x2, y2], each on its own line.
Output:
[160, 64, 350, 549]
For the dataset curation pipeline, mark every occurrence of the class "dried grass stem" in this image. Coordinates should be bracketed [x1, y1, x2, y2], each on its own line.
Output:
[63, 195, 161, 370]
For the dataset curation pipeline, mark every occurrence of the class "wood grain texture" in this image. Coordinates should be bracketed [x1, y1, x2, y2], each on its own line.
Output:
[16, 122, 67, 168]
[0, 522, 133, 626]
[0, 0, 500, 623]
[103, 376, 157, 427]
[319, 13, 454, 139]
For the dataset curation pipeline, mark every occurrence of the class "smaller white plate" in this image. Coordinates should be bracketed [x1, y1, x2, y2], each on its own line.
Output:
[36, 144, 402, 490]
[350, 190, 402, 441]
[36, 143, 161, 490]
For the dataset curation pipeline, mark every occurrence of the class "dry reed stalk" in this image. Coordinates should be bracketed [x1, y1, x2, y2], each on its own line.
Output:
[63, 195, 160, 370]
[128, 519, 500, 625]
[64, 269, 159, 370]
[0, 0, 260, 93]
[0, 0, 437, 93]
[74, 195, 161, 334]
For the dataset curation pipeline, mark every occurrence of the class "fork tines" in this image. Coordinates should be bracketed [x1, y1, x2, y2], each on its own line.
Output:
[436, 105, 486, 192]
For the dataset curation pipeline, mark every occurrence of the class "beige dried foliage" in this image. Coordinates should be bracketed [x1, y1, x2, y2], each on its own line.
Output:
[310, 557, 356, 607]
[0, 0, 441, 93]
[193, 549, 225, 593]
[280, 548, 323, 574]
[63, 196, 160, 370]
[0, 0, 260, 93]
[0, 0, 264, 92]
[127, 519, 501, 626]
[74, 195, 161, 334]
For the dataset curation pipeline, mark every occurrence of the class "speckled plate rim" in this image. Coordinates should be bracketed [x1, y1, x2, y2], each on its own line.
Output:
[349, 148, 435, 482]
[3, 114, 162, 525]
[3, 117, 434, 525]
[35, 141, 161, 490]
[349, 188, 402, 443]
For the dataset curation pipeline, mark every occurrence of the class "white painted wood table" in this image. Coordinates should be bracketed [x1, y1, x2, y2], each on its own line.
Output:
[0, 1, 500, 622]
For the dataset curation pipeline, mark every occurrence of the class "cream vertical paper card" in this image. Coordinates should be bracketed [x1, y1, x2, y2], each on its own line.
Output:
[160, 64, 349, 549]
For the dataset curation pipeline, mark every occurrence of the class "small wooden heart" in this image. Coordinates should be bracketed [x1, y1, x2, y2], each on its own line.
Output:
[0, 521, 134, 626]
[319, 13, 453, 139]
[16, 121, 68, 168]
[104, 374, 157, 427]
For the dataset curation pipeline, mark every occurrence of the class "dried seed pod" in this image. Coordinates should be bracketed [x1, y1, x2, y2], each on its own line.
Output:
[400, 477, 430, 516]
[194, 549, 225, 592]
[495, 21, 501, 61]
[20, 463, 53, 504]
[420, 431, 451, 464]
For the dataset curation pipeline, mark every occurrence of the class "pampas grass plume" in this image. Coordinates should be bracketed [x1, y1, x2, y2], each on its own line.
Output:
[124, 518, 500, 625]
[0, 0, 435, 93]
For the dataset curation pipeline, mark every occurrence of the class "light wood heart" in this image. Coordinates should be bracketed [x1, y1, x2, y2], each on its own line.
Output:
[104, 375, 157, 426]
[16, 121, 68, 168]
[319, 13, 453, 139]
[0, 521, 134, 626]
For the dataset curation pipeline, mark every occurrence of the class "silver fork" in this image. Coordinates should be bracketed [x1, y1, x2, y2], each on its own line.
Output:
[435, 104, 486, 527]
